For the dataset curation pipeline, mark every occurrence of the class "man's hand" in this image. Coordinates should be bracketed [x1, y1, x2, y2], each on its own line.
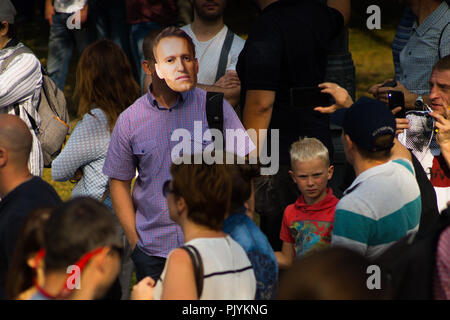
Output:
[392, 106, 411, 136]
[430, 108, 450, 146]
[45, 0, 55, 26]
[80, 4, 88, 25]
[131, 276, 156, 300]
[369, 80, 418, 109]
[214, 70, 240, 89]
[314, 82, 354, 114]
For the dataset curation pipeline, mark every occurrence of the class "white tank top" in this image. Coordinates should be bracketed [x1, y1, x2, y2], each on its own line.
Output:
[153, 235, 256, 300]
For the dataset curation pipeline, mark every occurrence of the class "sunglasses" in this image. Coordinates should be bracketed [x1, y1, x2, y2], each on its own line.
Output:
[162, 180, 176, 198]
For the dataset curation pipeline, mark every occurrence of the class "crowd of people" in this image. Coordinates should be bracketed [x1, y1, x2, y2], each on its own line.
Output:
[0, 0, 449, 300]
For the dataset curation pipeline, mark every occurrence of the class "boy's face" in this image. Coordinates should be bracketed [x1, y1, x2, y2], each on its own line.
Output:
[289, 158, 333, 204]
[154, 36, 198, 92]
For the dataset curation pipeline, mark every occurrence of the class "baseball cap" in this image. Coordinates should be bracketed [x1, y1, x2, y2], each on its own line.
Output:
[0, 0, 17, 24]
[331, 97, 396, 152]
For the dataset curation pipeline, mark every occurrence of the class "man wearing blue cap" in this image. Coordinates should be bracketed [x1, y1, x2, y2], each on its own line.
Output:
[329, 97, 422, 259]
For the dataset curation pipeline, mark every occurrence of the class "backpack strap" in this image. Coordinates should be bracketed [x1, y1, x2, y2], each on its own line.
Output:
[206, 91, 224, 150]
[215, 28, 234, 82]
[180, 245, 204, 299]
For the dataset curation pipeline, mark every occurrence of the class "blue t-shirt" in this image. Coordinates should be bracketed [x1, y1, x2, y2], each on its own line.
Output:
[223, 208, 278, 300]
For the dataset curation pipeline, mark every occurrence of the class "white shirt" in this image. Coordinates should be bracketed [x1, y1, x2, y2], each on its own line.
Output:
[54, 0, 87, 13]
[153, 235, 256, 300]
[181, 24, 245, 85]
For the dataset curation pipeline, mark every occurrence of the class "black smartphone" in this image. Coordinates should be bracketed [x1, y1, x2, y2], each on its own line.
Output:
[290, 87, 332, 108]
[388, 90, 406, 118]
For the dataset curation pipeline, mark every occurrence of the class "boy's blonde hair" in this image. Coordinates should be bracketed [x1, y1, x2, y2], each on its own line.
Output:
[290, 137, 330, 167]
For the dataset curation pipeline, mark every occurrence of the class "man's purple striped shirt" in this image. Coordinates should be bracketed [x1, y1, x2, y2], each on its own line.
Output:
[103, 87, 254, 258]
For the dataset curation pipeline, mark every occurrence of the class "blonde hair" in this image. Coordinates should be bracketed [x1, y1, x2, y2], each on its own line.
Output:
[290, 137, 330, 167]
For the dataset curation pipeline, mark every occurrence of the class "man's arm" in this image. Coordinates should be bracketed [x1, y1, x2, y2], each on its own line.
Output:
[45, 0, 54, 26]
[110, 178, 139, 249]
[327, 0, 351, 26]
[369, 80, 431, 110]
[243, 90, 275, 155]
[197, 71, 241, 107]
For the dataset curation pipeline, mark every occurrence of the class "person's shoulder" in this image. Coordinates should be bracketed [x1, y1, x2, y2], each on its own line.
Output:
[116, 94, 148, 121]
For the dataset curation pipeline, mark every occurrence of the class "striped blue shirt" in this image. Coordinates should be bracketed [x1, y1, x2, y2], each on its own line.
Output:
[103, 87, 254, 258]
[398, 1, 450, 94]
[331, 159, 421, 259]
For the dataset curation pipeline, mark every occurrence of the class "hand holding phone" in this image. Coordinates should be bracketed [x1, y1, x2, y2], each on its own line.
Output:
[290, 87, 332, 109]
[388, 90, 406, 118]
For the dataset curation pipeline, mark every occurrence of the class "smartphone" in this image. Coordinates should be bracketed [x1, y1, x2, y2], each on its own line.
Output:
[290, 87, 332, 108]
[388, 90, 406, 118]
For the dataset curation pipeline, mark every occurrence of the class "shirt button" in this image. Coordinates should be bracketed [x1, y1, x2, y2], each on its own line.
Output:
[408, 51, 411, 55]
[169, 109, 172, 112]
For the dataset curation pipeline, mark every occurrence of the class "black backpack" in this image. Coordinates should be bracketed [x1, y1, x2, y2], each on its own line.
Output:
[375, 209, 450, 299]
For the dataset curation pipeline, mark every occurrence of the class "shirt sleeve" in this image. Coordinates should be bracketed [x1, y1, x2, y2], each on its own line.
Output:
[222, 99, 256, 157]
[280, 206, 294, 244]
[51, 111, 109, 181]
[226, 35, 246, 72]
[0, 53, 42, 108]
[315, 6, 345, 52]
[102, 112, 137, 180]
[240, 22, 282, 92]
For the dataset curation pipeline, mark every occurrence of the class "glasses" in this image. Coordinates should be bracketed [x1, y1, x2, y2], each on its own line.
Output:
[162, 180, 176, 198]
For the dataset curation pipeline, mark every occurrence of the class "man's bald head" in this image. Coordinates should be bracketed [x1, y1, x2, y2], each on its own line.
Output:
[0, 114, 32, 167]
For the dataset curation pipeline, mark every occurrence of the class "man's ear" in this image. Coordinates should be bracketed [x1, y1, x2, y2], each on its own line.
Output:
[154, 62, 164, 80]
[0, 22, 8, 37]
[142, 60, 152, 76]
[0, 147, 8, 168]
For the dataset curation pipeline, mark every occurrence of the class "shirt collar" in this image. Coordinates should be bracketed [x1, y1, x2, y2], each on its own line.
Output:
[343, 161, 391, 196]
[413, 1, 449, 37]
[146, 85, 190, 111]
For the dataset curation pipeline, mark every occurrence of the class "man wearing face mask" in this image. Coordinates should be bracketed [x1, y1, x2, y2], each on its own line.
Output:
[103, 27, 252, 282]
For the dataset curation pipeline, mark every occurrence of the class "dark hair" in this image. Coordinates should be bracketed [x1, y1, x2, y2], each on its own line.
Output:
[353, 134, 393, 161]
[278, 247, 390, 300]
[143, 28, 165, 61]
[229, 161, 260, 213]
[432, 54, 450, 72]
[43, 197, 120, 272]
[170, 155, 232, 230]
[153, 26, 196, 62]
[6, 207, 54, 299]
[74, 40, 140, 132]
